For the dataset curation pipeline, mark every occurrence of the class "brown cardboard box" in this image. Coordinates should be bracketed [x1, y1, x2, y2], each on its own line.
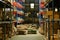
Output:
[45, 34, 58, 40]
[46, 11, 59, 20]
[46, 11, 53, 16]
[49, 21, 59, 36]
[2, 34, 9, 40]
[54, 12, 59, 20]
[38, 27, 44, 34]
[50, 34, 58, 40]
[17, 25, 28, 30]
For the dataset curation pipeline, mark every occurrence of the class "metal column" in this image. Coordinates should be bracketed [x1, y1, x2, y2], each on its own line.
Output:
[52, 0, 55, 40]
[48, 16, 50, 40]
[3, 3, 6, 40]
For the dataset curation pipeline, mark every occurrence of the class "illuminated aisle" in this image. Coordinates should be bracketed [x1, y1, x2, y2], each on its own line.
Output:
[10, 33, 45, 40]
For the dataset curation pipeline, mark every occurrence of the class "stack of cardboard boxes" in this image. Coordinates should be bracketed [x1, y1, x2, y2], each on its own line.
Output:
[0, 7, 13, 40]
[45, 10, 59, 40]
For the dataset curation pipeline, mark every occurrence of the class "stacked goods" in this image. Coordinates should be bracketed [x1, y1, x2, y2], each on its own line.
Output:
[38, 26, 44, 34]
[45, 11, 59, 40]
[50, 34, 58, 40]
[0, 9, 13, 40]
[54, 12, 59, 20]
[17, 25, 28, 35]
[12, 24, 17, 36]
[0, 24, 12, 40]
[17, 24, 37, 34]
[0, 1, 13, 40]
[2, 23, 12, 40]
[17, 25, 28, 30]
[58, 29, 60, 40]
[46, 11, 59, 20]
[46, 11, 53, 20]
[28, 24, 37, 34]
[45, 34, 58, 40]
[0, 26, 3, 40]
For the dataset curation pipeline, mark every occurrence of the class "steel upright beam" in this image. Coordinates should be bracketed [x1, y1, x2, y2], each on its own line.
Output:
[47, 0, 50, 40]
[48, 16, 50, 40]
[3, 3, 6, 40]
[52, 0, 55, 40]
[9, 0, 12, 38]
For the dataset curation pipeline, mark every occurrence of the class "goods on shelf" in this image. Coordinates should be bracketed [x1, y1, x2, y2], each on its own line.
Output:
[12, 23, 17, 36]
[58, 29, 60, 40]
[0, 23, 12, 40]
[45, 10, 60, 40]
[0, 1, 13, 40]
[17, 25, 28, 35]
[28, 24, 37, 34]
[16, 24, 37, 34]
[38, 26, 44, 35]
[45, 34, 58, 40]
[17, 17, 24, 23]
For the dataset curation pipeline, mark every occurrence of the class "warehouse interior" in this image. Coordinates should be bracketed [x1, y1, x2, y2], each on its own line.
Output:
[0, 0, 60, 40]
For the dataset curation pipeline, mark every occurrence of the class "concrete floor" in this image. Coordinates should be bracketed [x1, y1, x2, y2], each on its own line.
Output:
[10, 34, 45, 40]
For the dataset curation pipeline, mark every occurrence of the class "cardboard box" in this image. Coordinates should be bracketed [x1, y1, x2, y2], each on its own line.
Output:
[46, 11, 53, 16]
[50, 34, 58, 40]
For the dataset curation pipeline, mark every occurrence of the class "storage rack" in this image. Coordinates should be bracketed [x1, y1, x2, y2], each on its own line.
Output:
[44, 0, 60, 40]
[0, 1, 13, 40]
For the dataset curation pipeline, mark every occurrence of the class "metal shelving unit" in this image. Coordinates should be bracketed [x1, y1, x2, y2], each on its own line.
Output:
[45, 0, 60, 40]
[0, 0, 13, 40]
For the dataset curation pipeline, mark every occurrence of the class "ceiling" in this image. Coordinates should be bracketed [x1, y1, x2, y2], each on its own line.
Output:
[46, 0, 60, 8]
[24, 0, 39, 13]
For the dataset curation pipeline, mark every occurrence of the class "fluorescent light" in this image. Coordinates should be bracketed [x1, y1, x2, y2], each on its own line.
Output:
[55, 8, 58, 12]
[3, 8, 13, 11]
[6, 8, 10, 11]
[30, 3, 34, 8]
